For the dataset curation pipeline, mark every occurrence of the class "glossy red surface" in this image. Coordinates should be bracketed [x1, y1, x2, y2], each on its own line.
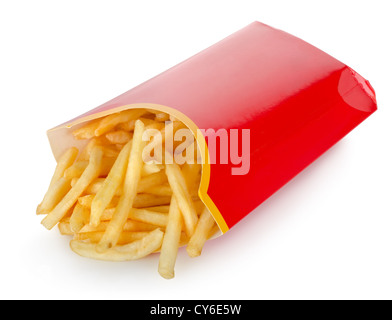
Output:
[80, 22, 377, 230]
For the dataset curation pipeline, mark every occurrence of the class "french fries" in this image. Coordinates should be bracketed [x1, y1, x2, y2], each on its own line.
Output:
[96, 120, 146, 252]
[165, 161, 198, 237]
[158, 197, 183, 279]
[37, 147, 78, 215]
[36, 178, 71, 215]
[38, 108, 220, 279]
[90, 140, 133, 227]
[70, 229, 164, 262]
[186, 206, 217, 258]
[41, 146, 103, 230]
[69, 203, 90, 233]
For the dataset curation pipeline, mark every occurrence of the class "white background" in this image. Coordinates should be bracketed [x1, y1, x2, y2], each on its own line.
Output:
[1, 1, 391, 300]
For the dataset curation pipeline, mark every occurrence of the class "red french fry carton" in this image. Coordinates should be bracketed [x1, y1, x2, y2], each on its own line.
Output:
[47, 21, 377, 234]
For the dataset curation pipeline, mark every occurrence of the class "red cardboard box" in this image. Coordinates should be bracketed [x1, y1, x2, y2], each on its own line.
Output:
[47, 21, 377, 234]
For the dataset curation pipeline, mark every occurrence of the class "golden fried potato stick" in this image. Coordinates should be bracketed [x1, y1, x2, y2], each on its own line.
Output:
[79, 220, 158, 233]
[70, 177, 78, 188]
[64, 157, 115, 180]
[70, 203, 90, 233]
[141, 163, 164, 177]
[37, 147, 78, 214]
[128, 209, 169, 227]
[64, 161, 89, 180]
[70, 229, 164, 262]
[87, 171, 167, 197]
[165, 161, 198, 237]
[101, 145, 120, 158]
[186, 207, 216, 258]
[142, 184, 173, 197]
[155, 112, 170, 122]
[58, 221, 73, 236]
[90, 139, 133, 227]
[94, 109, 146, 137]
[96, 120, 145, 252]
[158, 197, 183, 279]
[133, 194, 171, 208]
[137, 171, 168, 193]
[105, 130, 133, 144]
[77, 138, 102, 161]
[36, 178, 71, 215]
[72, 119, 101, 140]
[99, 208, 116, 220]
[52, 147, 79, 181]
[96, 206, 168, 227]
[145, 122, 166, 132]
[182, 162, 201, 196]
[74, 231, 150, 244]
[77, 194, 96, 208]
[146, 205, 170, 213]
[41, 146, 103, 230]
[79, 193, 170, 210]
[85, 179, 119, 195]
[116, 117, 157, 131]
